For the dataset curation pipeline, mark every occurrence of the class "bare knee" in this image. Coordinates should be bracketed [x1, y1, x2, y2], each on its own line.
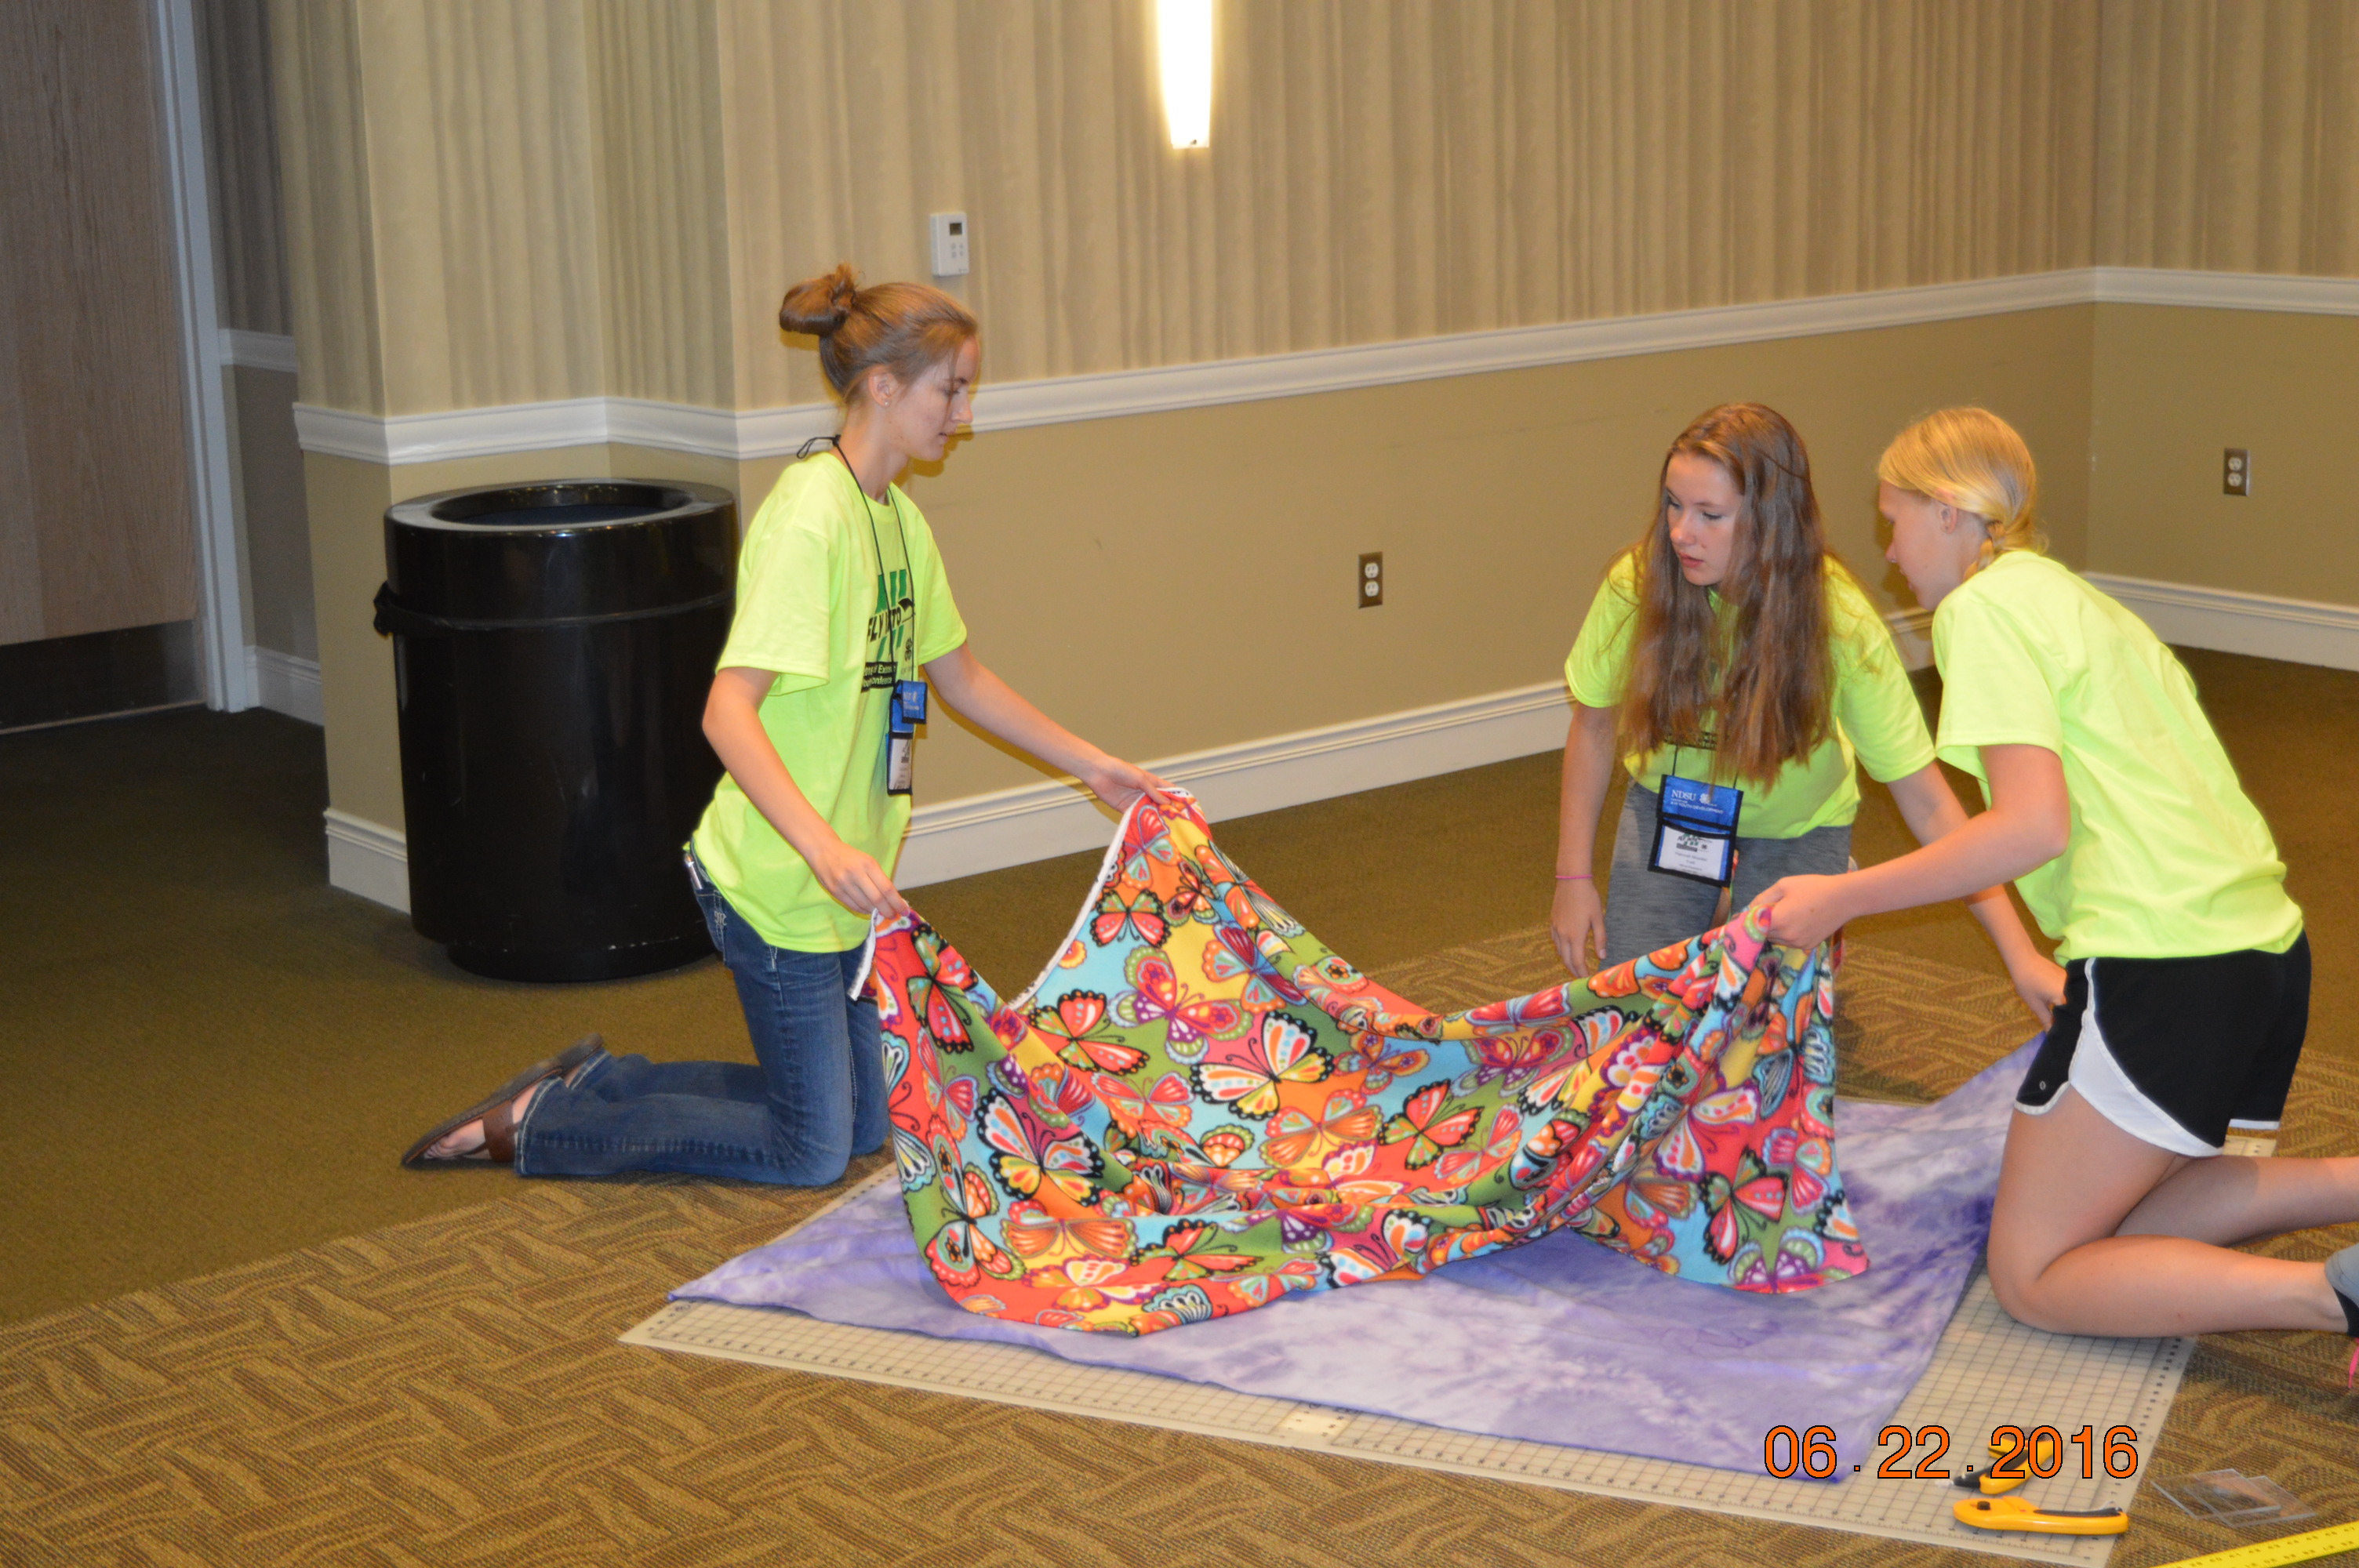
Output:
[1987, 1252, 2073, 1334]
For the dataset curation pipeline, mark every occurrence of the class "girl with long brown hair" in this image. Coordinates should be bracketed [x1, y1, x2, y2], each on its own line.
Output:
[1551, 403, 2053, 1018]
[405, 265, 1170, 1185]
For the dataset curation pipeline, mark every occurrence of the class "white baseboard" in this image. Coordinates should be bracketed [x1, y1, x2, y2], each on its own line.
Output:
[896, 681, 1574, 888]
[247, 647, 323, 724]
[311, 683, 1574, 909]
[325, 807, 411, 912]
[902, 608, 1932, 888]
[309, 571, 2354, 910]
[2085, 572, 2359, 672]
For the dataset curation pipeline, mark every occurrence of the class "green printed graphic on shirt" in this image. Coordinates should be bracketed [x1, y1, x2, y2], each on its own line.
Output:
[690, 455, 967, 952]
[1562, 554, 1935, 839]
[1932, 551, 2300, 961]
[866, 561, 915, 691]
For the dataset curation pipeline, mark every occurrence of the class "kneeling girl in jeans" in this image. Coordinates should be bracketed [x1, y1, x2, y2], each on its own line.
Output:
[405, 266, 1168, 1184]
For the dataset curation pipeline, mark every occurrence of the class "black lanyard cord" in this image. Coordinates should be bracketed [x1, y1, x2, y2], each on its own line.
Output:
[1669, 741, 1722, 805]
[802, 435, 918, 682]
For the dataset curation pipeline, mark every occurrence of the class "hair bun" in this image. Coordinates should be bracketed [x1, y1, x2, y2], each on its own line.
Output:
[779, 263, 861, 337]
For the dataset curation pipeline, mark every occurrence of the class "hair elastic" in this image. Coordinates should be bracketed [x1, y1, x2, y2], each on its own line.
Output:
[1555, 872, 1593, 881]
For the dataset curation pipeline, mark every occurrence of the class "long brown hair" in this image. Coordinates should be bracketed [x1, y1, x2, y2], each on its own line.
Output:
[779, 263, 977, 401]
[1619, 403, 1840, 786]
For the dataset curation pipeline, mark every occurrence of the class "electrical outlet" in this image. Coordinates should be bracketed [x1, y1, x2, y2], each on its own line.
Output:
[1358, 551, 1383, 608]
[2223, 448, 2250, 496]
[929, 212, 970, 277]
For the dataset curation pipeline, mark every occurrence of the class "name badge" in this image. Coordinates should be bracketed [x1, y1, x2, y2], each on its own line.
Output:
[892, 679, 929, 729]
[885, 681, 926, 797]
[1648, 774, 1743, 887]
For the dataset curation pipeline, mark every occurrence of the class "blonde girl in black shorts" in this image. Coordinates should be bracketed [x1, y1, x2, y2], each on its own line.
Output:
[1759, 408, 2359, 1349]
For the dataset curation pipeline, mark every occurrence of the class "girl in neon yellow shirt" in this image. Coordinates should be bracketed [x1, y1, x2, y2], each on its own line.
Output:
[1553, 402, 2055, 1021]
[1760, 407, 2359, 1350]
[406, 267, 1169, 1185]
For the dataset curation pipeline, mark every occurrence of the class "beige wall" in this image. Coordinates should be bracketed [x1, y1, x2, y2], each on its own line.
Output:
[590, 2, 735, 409]
[2088, 304, 2359, 603]
[270, 0, 382, 414]
[271, 0, 736, 416]
[2097, 0, 2359, 275]
[351, 0, 609, 414]
[304, 308, 2095, 820]
[2081, 4, 2359, 612]
[2080, 0, 2359, 603]
[275, 0, 2103, 419]
[900, 307, 2095, 803]
[264, 0, 2359, 846]
[721, 0, 2100, 403]
[229, 365, 314, 661]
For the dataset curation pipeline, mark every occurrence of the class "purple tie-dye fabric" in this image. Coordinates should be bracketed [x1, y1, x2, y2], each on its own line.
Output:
[673, 1042, 2030, 1475]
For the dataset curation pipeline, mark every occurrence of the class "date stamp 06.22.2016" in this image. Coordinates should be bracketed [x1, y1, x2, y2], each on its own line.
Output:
[1762, 1424, 2142, 1481]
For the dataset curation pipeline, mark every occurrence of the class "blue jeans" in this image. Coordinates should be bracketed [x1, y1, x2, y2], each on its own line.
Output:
[514, 857, 884, 1185]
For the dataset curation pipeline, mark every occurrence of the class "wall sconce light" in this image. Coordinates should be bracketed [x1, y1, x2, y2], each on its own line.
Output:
[1158, 0, 1212, 149]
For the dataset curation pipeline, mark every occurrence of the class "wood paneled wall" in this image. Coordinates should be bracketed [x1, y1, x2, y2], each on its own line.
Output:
[0, 0, 195, 647]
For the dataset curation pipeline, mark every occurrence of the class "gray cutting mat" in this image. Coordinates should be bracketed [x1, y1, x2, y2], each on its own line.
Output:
[625, 1178, 2188, 1563]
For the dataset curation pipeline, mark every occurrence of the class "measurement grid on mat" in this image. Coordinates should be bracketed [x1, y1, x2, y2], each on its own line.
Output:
[626, 1183, 2186, 1566]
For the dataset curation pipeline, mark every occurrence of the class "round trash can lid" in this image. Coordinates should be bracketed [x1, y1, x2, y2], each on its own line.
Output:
[383, 478, 738, 622]
[388, 480, 725, 534]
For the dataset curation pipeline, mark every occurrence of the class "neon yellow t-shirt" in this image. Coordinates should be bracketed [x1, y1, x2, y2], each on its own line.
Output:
[1931, 551, 2300, 961]
[1563, 554, 1935, 839]
[690, 454, 968, 951]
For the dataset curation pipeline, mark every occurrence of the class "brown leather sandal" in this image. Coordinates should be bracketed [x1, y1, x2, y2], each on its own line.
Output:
[400, 1035, 603, 1167]
[479, 1094, 524, 1163]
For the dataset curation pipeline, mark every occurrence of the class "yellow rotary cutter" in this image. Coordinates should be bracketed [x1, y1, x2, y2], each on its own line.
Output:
[1953, 1496, 2129, 1536]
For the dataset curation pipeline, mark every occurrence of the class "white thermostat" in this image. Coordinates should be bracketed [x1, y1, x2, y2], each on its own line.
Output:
[929, 212, 970, 277]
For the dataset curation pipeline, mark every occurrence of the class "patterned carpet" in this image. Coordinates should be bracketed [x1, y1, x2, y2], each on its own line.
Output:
[3, 936, 2354, 1568]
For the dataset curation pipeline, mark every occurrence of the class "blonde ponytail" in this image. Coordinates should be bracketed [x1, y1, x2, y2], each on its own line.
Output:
[1877, 408, 2046, 570]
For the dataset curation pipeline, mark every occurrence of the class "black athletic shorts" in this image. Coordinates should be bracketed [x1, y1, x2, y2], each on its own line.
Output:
[2015, 934, 2310, 1156]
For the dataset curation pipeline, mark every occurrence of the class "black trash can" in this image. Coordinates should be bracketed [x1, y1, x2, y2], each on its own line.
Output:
[375, 479, 737, 982]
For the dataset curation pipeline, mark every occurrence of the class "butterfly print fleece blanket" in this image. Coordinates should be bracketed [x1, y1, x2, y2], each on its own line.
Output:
[856, 793, 1864, 1337]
